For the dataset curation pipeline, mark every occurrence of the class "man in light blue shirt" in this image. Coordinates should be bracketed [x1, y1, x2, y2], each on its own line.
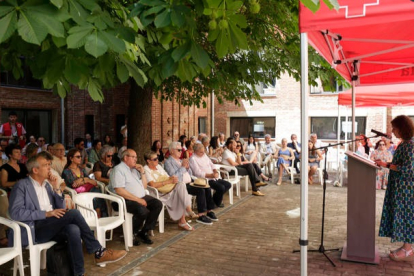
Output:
[110, 149, 162, 246]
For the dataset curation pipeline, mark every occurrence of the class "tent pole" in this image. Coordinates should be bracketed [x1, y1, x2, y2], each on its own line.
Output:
[300, 32, 309, 276]
[352, 82, 356, 151]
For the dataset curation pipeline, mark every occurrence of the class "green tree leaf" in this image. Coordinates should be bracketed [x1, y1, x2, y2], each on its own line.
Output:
[64, 57, 82, 84]
[68, 0, 88, 24]
[87, 77, 104, 102]
[85, 32, 108, 57]
[154, 9, 171, 28]
[50, 0, 63, 9]
[116, 61, 129, 83]
[120, 57, 147, 87]
[190, 42, 210, 69]
[300, 0, 320, 13]
[99, 31, 125, 53]
[171, 42, 191, 62]
[67, 24, 94, 48]
[0, 5, 15, 17]
[17, 10, 47, 45]
[322, 0, 339, 10]
[215, 30, 229, 58]
[0, 10, 17, 43]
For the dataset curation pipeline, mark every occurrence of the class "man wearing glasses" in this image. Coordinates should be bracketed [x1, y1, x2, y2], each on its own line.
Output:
[109, 149, 163, 245]
[52, 143, 67, 175]
[233, 131, 245, 146]
[37, 137, 47, 153]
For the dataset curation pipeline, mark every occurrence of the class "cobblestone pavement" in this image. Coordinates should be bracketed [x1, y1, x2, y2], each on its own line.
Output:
[2, 178, 413, 276]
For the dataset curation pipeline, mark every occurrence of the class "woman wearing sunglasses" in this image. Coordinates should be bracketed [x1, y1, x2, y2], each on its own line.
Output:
[93, 145, 115, 185]
[144, 150, 197, 231]
[371, 140, 393, 190]
[62, 148, 107, 217]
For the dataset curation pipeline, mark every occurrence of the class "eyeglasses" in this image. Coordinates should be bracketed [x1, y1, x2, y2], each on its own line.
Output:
[151, 158, 158, 161]
[107, 155, 113, 158]
[176, 149, 182, 152]
[73, 155, 82, 159]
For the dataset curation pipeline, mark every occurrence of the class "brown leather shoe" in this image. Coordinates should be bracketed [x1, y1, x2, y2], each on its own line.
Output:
[95, 249, 127, 266]
[256, 182, 268, 187]
[252, 191, 265, 196]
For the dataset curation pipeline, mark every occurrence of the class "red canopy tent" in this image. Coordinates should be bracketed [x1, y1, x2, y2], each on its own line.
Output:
[338, 84, 414, 107]
[297, 1, 414, 274]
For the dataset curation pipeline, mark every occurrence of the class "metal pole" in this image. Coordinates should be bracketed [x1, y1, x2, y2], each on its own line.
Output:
[211, 91, 215, 137]
[61, 98, 65, 145]
[300, 32, 309, 276]
[351, 81, 356, 151]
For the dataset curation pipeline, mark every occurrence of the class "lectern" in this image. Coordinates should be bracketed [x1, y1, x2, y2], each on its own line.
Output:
[341, 151, 380, 264]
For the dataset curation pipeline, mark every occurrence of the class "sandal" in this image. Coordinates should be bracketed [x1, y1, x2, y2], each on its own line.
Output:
[178, 222, 194, 231]
[187, 211, 199, 219]
[276, 181, 282, 186]
[389, 247, 414, 262]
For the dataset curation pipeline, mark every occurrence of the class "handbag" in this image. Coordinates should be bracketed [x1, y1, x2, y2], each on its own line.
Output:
[74, 183, 95, 193]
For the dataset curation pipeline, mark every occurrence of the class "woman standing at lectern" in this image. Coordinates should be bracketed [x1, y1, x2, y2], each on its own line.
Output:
[376, 115, 414, 261]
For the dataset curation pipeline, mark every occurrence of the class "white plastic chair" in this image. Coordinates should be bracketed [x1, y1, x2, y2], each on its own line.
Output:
[214, 164, 241, 205]
[104, 186, 134, 247]
[145, 186, 166, 234]
[272, 157, 296, 184]
[10, 220, 56, 276]
[73, 193, 129, 257]
[0, 217, 24, 276]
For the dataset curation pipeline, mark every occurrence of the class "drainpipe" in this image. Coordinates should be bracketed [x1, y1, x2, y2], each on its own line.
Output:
[211, 90, 214, 137]
[61, 98, 65, 145]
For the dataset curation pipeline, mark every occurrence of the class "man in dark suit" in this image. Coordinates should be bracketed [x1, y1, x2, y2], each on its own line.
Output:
[9, 153, 127, 275]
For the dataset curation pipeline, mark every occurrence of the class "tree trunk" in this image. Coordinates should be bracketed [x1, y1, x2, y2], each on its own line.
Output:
[128, 80, 153, 165]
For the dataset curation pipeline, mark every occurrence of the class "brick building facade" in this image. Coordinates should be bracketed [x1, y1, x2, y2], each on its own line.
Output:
[1, 72, 413, 150]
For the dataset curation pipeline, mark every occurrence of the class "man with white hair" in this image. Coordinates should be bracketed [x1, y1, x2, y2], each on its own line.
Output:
[260, 134, 279, 176]
[196, 133, 207, 144]
[109, 149, 163, 245]
[190, 143, 231, 208]
[310, 133, 326, 154]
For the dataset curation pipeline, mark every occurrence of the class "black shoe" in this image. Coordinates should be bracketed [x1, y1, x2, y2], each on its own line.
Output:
[133, 237, 141, 246]
[218, 203, 225, 208]
[138, 231, 153, 244]
[196, 215, 213, 225]
[206, 211, 218, 222]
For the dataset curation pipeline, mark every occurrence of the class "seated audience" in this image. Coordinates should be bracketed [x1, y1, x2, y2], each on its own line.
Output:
[184, 140, 194, 159]
[8, 153, 127, 274]
[308, 140, 323, 185]
[88, 139, 102, 164]
[109, 149, 163, 245]
[190, 143, 231, 208]
[62, 149, 107, 217]
[85, 133, 93, 150]
[287, 134, 301, 173]
[93, 145, 115, 185]
[103, 134, 115, 146]
[201, 136, 210, 155]
[144, 151, 197, 231]
[275, 138, 295, 185]
[117, 137, 128, 160]
[310, 133, 325, 151]
[1, 139, 8, 164]
[179, 135, 188, 151]
[244, 134, 258, 163]
[260, 134, 279, 176]
[222, 138, 266, 196]
[164, 142, 217, 225]
[52, 143, 67, 175]
[21, 142, 39, 164]
[383, 136, 396, 155]
[370, 140, 393, 190]
[218, 132, 226, 148]
[197, 133, 207, 144]
[236, 141, 269, 182]
[151, 140, 164, 163]
[74, 137, 88, 169]
[0, 144, 28, 193]
[47, 143, 55, 154]
[358, 134, 372, 156]
[233, 131, 245, 146]
[37, 137, 47, 153]
[208, 136, 223, 163]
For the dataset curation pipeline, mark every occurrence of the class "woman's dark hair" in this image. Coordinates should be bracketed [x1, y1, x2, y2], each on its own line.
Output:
[64, 148, 80, 169]
[103, 134, 114, 146]
[185, 140, 192, 149]
[26, 143, 40, 158]
[210, 136, 219, 150]
[179, 135, 187, 146]
[74, 137, 84, 146]
[391, 115, 414, 140]
[5, 144, 21, 158]
[144, 151, 157, 164]
[236, 141, 244, 154]
[92, 139, 101, 148]
[151, 140, 161, 151]
[225, 138, 235, 148]
[375, 140, 384, 150]
[309, 140, 316, 156]
[247, 134, 256, 147]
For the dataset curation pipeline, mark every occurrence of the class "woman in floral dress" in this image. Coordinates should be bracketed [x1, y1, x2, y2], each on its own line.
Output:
[371, 140, 393, 190]
[376, 115, 414, 261]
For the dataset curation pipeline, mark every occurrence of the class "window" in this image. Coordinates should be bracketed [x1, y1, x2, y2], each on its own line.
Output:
[230, 117, 275, 138]
[0, 58, 44, 89]
[1, 109, 52, 142]
[85, 115, 94, 140]
[255, 78, 277, 95]
[310, 77, 344, 94]
[198, 117, 207, 134]
[311, 116, 366, 140]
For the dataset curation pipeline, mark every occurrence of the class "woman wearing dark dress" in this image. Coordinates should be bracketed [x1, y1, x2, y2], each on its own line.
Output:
[93, 145, 115, 185]
[151, 140, 164, 163]
[0, 144, 28, 193]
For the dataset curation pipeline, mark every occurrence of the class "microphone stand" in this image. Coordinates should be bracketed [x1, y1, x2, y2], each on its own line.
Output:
[293, 135, 379, 267]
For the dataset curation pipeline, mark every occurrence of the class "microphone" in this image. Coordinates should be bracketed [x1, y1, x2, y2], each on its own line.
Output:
[371, 129, 390, 139]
